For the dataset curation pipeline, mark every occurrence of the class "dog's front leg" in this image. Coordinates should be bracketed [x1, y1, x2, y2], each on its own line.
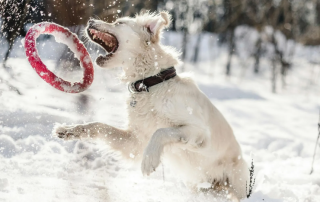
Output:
[141, 126, 205, 175]
[54, 122, 139, 158]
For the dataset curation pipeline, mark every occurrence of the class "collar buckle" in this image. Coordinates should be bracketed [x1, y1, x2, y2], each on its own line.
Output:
[128, 82, 149, 93]
[128, 82, 138, 94]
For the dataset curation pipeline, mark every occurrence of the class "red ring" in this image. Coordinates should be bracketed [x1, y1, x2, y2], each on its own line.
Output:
[25, 22, 94, 93]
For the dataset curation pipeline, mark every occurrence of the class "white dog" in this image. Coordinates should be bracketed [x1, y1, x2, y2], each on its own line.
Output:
[54, 11, 249, 201]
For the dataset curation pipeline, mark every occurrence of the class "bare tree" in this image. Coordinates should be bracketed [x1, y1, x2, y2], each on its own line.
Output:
[0, 0, 31, 67]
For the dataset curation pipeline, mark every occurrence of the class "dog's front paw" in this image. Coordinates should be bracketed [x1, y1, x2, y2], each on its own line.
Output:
[141, 148, 161, 176]
[53, 124, 85, 140]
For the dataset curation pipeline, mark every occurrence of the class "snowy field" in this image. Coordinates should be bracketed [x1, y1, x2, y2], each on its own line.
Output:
[0, 31, 320, 202]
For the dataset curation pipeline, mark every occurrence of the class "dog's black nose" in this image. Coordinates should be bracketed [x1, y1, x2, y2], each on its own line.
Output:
[88, 19, 94, 26]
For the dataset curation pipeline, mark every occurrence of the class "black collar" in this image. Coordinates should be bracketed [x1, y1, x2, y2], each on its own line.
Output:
[128, 67, 177, 93]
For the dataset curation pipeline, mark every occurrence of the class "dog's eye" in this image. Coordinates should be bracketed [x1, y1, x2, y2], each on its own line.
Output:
[115, 22, 124, 26]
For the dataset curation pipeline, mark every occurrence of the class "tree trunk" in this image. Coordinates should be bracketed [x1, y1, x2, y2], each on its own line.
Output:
[181, 28, 188, 71]
[3, 40, 14, 68]
[280, 61, 290, 88]
[182, 29, 188, 60]
[3, 0, 31, 67]
[272, 58, 277, 93]
[226, 29, 235, 76]
[271, 31, 289, 91]
[192, 33, 202, 63]
[254, 36, 262, 74]
[316, 0, 320, 25]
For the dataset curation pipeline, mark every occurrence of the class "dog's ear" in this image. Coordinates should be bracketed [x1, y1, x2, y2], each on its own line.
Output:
[146, 11, 171, 43]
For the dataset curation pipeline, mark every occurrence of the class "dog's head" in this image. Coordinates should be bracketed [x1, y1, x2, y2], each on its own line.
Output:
[86, 11, 172, 70]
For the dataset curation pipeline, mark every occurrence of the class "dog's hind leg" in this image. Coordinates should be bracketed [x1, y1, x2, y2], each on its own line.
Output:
[141, 126, 206, 176]
[53, 122, 139, 159]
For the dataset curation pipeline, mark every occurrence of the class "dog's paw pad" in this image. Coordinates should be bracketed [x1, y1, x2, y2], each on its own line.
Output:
[57, 132, 72, 139]
[53, 124, 80, 140]
[57, 132, 65, 138]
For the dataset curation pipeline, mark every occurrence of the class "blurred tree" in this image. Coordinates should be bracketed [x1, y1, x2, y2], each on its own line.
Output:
[122, 0, 162, 16]
[220, 0, 243, 76]
[245, 0, 271, 74]
[0, 0, 48, 66]
[160, 0, 209, 68]
[1, 0, 30, 66]
[203, 0, 244, 75]
[267, 0, 293, 91]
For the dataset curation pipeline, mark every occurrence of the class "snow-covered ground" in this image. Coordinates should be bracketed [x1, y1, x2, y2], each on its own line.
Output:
[0, 31, 320, 202]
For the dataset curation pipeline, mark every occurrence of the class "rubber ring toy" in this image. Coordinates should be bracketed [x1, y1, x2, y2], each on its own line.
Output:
[25, 22, 94, 93]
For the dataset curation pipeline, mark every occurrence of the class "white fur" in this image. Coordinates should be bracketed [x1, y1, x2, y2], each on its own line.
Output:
[54, 11, 249, 201]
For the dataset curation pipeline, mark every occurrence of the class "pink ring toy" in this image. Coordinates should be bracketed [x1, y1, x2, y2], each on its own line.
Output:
[25, 22, 94, 93]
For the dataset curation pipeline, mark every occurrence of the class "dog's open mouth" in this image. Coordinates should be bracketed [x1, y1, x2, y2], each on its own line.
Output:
[87, 28, 119, 63]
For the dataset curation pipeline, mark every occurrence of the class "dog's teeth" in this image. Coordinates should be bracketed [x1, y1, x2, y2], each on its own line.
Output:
[93, 35, 96, 40]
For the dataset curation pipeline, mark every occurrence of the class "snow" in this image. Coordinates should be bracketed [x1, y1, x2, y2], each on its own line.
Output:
[0, 30, 320, 202]
[52, 30, 84, 60]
